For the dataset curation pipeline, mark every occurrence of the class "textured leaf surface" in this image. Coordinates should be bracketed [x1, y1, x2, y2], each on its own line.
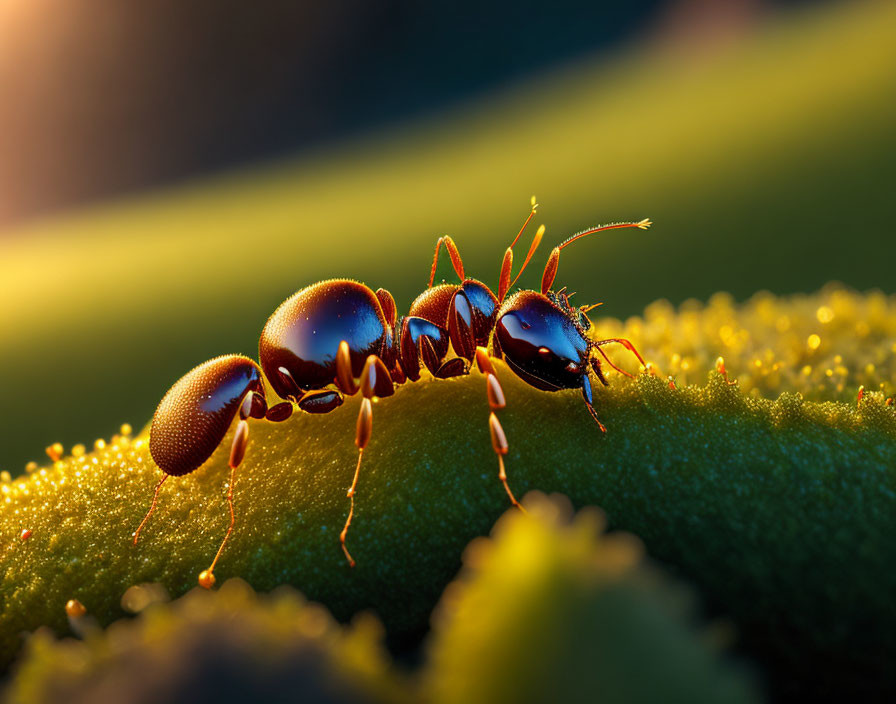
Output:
[6, 498, 758, 704]
[1, 288, 894, 698]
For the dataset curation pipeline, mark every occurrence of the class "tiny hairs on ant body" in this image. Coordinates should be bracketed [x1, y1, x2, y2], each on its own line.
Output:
[134, 198, 652, 588]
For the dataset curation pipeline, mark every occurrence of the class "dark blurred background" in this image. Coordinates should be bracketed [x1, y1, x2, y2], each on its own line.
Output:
[1, 0, 893, 472]
[2, 0, 667, 224]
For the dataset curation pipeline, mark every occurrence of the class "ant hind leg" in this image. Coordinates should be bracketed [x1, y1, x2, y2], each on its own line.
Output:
[199, 415, 251, 590]
[132, 473, 169, 545]
[336, 346, 395, 567]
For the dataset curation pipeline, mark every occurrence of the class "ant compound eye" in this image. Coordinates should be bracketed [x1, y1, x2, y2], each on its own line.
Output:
[578, 311, 591, 331]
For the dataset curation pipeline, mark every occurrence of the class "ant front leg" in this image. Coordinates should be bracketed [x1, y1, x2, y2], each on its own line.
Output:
[336, 343, 395, 566]
[594, 337, 647, 372]
[580, 374, 607, 433]
[590, 357, 610, 387]
[474, 347, 525, 511]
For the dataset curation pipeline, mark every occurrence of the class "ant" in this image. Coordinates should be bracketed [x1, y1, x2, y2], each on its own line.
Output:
[134, 198, 652, 588]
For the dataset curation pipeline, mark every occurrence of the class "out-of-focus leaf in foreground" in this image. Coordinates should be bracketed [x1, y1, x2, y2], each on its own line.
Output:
[6, 498, 757, 704]
[424, 493, 759, 704]
[6, 579, 405, 704]
[1, 287, 894, 698]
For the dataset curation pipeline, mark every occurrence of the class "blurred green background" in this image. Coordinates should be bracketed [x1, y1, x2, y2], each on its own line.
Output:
[0, 0, 894, 474]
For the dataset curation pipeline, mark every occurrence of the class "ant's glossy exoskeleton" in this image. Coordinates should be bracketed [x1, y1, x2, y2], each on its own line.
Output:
[134, 198, 651, 588]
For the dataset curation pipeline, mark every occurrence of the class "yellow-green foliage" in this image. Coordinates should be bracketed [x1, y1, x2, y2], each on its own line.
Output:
[1, 289, 895, 697]
[598, 285, 896, 401]
[6, 499, 756, 704]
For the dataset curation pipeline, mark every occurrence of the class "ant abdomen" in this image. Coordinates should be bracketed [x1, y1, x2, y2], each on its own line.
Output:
[149, 355, 265, 477]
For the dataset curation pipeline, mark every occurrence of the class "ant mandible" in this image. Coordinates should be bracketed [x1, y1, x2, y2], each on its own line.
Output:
[134, 198, 652, 588]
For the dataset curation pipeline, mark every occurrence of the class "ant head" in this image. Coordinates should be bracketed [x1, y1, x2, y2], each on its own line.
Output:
[495, 215, 650, 390]
[494, 290, 591, 391]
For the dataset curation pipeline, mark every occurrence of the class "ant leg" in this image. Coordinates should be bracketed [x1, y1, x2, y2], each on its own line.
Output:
[435, 357, 468, 379]
[340, 354, 394, 567]
[298, 390, 344, 414]
[137, 387, 265, 566]
[427, 236, 465, 288]
[241, 390, 267, 420]
[398, 317, 450, 381]
[375, 288, 397, 328]
[132, 473, 168, 545]
[474, 347, 525, 511]
[417, 336, 438, 375]
[336, 341, 360, 395]
[590, 357, 610, 387]
[448, 289, 476, 360]
[581, 374, 607, 433]
[594, 337, 647, 369]
[341, 400, 369, 568]
[594, 345, 637, 379]
[199, 417, 250, 589]
[197, 389, 271, 588]
[265, 402, 294, 422]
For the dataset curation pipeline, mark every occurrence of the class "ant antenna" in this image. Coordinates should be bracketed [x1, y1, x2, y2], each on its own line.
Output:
[557, 219, 652, 251]
[541, 219, 651, 294]
[427, 236, 465, 288]
[499, 196, 545, 301]
[509, 195, 539, 250]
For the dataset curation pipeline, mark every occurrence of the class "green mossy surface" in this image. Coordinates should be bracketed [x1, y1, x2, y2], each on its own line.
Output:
[1, 289, 895, 697]
[6, 497, 757, 704]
